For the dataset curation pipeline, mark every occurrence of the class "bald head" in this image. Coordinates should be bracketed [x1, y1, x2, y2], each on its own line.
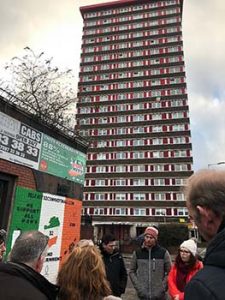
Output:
[10, 231, 48, 266]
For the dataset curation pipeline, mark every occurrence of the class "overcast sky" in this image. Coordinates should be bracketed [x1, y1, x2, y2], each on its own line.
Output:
[0, 0, 224, 171]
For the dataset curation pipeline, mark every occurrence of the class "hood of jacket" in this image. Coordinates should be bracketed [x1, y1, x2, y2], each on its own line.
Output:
[0, 262, 59, 300]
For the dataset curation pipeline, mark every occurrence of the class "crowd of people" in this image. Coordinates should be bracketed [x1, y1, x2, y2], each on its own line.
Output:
[0, 169, 225, 300]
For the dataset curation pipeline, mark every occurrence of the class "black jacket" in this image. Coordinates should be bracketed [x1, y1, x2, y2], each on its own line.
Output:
[185, 225, 225, 300]
[101, 249, 127, 297]
[0, 262, 59, 300]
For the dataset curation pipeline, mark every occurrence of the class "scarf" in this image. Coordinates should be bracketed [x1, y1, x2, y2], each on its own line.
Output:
[176, 259, 192, 292]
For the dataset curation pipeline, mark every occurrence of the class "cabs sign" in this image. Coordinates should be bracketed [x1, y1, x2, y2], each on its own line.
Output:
[0, 111, 86, 184]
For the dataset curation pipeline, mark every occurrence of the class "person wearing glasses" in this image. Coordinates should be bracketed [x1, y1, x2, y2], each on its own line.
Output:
[99, 234, 127, 298]
[0, 229, 6, 262]
[168, 239, 203, 300]
[129, 226, 172, 300]
[0, 230, 59, 300]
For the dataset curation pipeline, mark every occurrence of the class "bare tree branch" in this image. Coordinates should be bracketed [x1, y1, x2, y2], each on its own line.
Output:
[1, 47, 76, 130]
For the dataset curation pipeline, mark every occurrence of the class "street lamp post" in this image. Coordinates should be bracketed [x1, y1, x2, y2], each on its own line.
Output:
[208, 161, 225, 169]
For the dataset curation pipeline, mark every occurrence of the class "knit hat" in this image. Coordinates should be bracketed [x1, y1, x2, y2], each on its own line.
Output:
[144, 226, 159, 240]
[180, 239, 197, 256]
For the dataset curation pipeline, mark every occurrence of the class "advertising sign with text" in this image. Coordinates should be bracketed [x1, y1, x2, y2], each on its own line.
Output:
[0, 112, 86, 184]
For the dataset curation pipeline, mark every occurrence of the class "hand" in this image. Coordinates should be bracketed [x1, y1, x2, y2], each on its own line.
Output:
[174, 295, 179, 300]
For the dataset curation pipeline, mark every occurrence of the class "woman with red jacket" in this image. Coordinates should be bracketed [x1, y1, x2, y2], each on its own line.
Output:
[168, 239, 203, 300]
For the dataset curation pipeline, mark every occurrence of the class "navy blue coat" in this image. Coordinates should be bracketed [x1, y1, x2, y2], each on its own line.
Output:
[185, 226, 225, 300]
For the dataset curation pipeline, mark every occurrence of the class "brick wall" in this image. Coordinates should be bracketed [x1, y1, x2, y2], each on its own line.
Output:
[0, 159, 36, 190]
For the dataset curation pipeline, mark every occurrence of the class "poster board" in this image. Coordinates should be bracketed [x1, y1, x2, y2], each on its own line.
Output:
[7, 186, 82, 283]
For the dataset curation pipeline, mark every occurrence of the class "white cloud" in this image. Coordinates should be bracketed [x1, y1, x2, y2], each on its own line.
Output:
[0, 0, 225, 171]
[183, 0, 225, 170]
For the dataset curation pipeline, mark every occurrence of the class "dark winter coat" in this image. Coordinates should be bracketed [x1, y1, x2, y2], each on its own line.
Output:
[129, 244, 172, 300]
[101, 249, 127, 297]
[185, 225, 225, 300]
[0, 261, 59, 300]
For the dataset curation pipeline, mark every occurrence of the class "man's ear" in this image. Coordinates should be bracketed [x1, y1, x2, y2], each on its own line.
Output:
[196, 205, 222, 228]
[35, 256, 45, 273]
[196, 205, 211, 218]
[196, 205, 214, 221]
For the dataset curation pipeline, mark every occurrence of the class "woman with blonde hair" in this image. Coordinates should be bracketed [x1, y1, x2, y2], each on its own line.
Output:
[57, 240, 121, 300]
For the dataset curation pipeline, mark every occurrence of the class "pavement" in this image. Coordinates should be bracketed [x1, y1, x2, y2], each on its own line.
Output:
[121, 255, 137, 300]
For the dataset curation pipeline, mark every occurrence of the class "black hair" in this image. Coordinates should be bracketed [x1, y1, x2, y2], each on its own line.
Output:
[101, 234, 115, 245]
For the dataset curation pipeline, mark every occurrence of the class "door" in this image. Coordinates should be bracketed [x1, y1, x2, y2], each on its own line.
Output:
[0, 173, 16, 230]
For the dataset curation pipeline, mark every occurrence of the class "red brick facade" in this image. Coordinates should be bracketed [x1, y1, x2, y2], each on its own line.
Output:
[0, 159, 36, 190]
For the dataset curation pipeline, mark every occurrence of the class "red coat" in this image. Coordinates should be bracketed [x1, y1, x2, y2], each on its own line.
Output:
[168, 260, 203, 300]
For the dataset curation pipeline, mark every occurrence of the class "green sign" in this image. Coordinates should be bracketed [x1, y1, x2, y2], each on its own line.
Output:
[39, 134, 86, 184]
[6, 188, 42, 255]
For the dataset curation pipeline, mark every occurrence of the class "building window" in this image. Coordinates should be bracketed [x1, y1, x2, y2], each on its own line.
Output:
[152, 113, 162, 120]
[174, 164, 188, 171]
[154, 193, 166, 201]
[117, 104, 127, 110]
[97, 153, 106, 160]
[177, 208, 188, 216]
[133, 193, 145, 200]
[175, 178, 186, 185]
[133, 165, 145, 172]
[115, 208, 126, 215]
[177, 193, 185, 201]
[115, 193, 126, 200]
[154, 179, 165, 186]
[134, 208, 146, 216]
[116, 140, 126, 147]
[117, 116, 126, 123]
[133, 115, 144, 121]
[98, 129, 107, 135]
[152, 125, 162, 132]
[133, 152, 145, 159]
[116, 152, 126, 159]
[95, 193, 105, 200]
[96, 180, 105, 186]
[99, 117, 108, 124]
[115, 165, 126, 172]
[152, 138, 163, 145]
[96, 166, 106, 173]
[153, 164, 164, 172]
[133, 139, 144, 146]
[155, 209, 166, 216]
[153, 151, 164, 158]
[133, 127, 144, 133]
[133, 179, 145, 186]
[98, 141, 107, 148]
[94, 208, 104, 215]
[116, 179, 126, 186]
[174, 150, 186, 157]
